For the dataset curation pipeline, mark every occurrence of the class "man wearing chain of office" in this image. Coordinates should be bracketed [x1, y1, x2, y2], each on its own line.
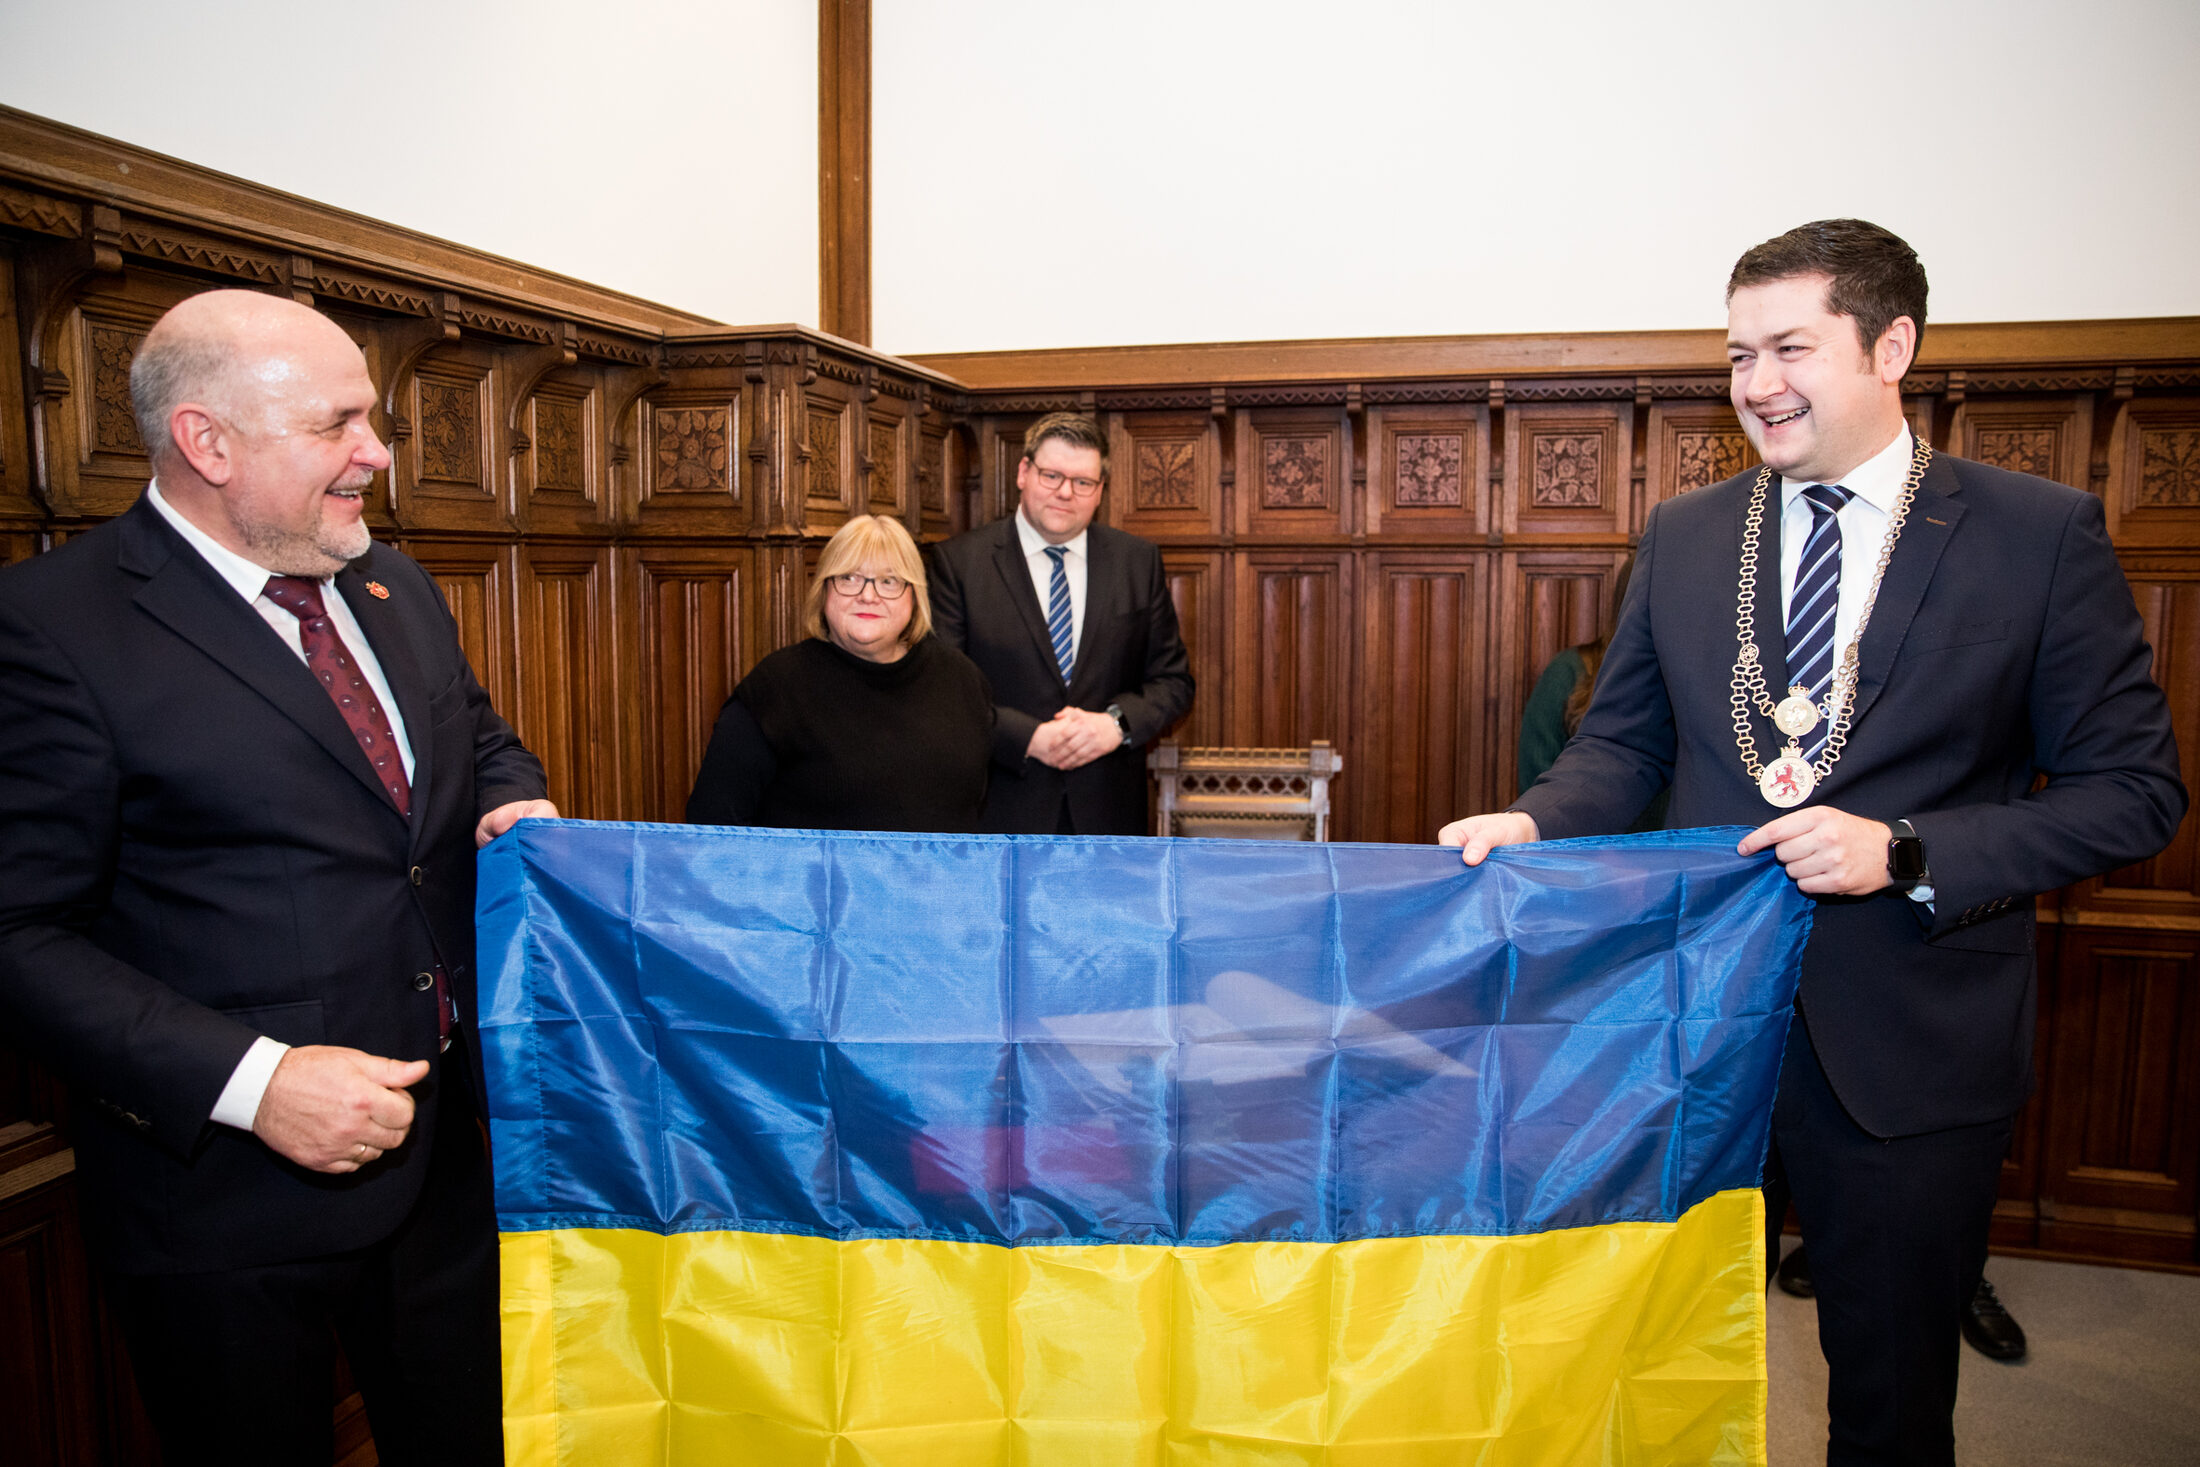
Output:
[1441, 219, 2183, 1465]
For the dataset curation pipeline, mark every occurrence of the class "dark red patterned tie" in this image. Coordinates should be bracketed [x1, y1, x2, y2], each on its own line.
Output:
[262, 576, 412, 818]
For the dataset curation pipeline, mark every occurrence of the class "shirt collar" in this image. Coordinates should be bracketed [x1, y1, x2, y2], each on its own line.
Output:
[145, 481, 326, 602]
[1014, 505, 1089, 561]
[1779, 424, 1915, 516]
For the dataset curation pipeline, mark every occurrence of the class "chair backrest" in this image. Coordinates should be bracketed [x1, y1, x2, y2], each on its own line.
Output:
[1147, 741, 1343, 841]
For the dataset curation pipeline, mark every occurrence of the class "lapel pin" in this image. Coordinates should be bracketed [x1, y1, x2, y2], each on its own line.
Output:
[365, 581, 391, 599]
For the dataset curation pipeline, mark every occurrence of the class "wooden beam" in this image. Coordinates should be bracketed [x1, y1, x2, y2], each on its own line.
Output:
[818, 0, 871, 345]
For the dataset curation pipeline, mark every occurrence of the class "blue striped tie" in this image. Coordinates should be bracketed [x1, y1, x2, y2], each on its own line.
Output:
[1044, 545, 1075, 683]
[1784, 484, 1854, 758]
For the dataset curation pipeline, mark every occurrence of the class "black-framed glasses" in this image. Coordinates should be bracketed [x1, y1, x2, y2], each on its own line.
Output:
[827, 572, 910, 599]
[1031, 466, 1104, 498]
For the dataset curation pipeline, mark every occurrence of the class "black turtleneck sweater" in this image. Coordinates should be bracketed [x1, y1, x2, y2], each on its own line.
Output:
[685, 635, 993, 833]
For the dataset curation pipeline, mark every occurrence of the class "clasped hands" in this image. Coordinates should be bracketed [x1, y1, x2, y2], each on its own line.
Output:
[1026, 707, 1123, 771]
[1438, 805, 1894, 896]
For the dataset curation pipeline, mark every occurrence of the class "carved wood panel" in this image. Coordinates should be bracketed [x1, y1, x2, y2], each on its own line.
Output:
[0, 1174, 103, 1466]
[1495, 552, 1628, 802]
[517, 546, 616, 821]
[1502, 402, 1632, 536]
[401, 539, 516, 722]
[801, 393, 853, 531]
[1366, 405, 1489, 538]
[865, 405, 904, 516]
[1359, 556, 1489, 845]
[2076, 566, 2200, 919]
[632, 547, 750, 824]
[1237, 410, 1346, 536]
[398, 346, 505, 532]
[39, 287, 174, 519]
[1230, 554, 1351, 821]
[1952, 395, 2094, 493]
[639, 394, 743, 533]
[1160, 552, 1225, 751]
[1645, 400, 1756, 510]
[521, 376, 601, 531]
[0, 249, 35, 523]
[2039, 928, 2199, 1264]
[1111, 412, 1221, 538]
[917, 423, 952, 535]
[2107, 397, 2200, 545]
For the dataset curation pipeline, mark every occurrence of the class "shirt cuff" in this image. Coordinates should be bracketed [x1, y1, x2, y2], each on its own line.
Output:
[210, 1035, 291, 1131]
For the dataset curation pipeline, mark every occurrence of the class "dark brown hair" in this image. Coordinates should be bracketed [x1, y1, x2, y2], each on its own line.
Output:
[1727, 219, 1929, 357]
[1022, 412, 1108, 474]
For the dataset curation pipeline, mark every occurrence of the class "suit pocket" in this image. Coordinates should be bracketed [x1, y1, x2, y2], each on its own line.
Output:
[1907, 617, 2010, 653]
[1929, 908, 2034, 955]
[219, 998, 327, 1047]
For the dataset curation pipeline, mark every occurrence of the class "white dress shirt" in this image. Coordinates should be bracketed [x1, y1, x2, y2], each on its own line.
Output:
[1772, 427, 1934, 902]
[146, 483, 417, 1129]
[1013, 506, 1089, 667]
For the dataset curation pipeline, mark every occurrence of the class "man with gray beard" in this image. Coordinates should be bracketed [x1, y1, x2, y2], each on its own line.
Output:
[0, 291, 554, 1465]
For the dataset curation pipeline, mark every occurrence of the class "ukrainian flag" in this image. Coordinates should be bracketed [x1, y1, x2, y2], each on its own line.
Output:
[479, 823, 1809, 1466]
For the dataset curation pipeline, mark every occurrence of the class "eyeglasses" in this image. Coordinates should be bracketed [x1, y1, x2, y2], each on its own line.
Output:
[826, 572, 910, 600]
[1031, 466, 1104, 498]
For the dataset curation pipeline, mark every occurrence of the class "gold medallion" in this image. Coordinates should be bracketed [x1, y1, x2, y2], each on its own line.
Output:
[1759, 743, 1816, 807]
[1773, 687, 1821, 738]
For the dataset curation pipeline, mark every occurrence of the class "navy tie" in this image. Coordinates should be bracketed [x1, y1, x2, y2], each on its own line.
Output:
[1784, 484, 1853, 758]
[1044, 545, 1075, 684]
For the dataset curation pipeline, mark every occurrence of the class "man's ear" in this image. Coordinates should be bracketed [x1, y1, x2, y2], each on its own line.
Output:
[1875, 316, 1918, 386]
[168, 403, 233, 485]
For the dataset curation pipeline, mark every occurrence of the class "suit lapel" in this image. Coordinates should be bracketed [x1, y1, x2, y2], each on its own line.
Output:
[989, 518, 1067, 691]
[120, 503, 402, 817]
[337, 557, 433, 837]
[1848, 453, 1963, 730]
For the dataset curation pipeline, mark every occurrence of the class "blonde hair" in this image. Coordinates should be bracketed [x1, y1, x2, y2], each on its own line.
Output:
[803, 515, 933, 646]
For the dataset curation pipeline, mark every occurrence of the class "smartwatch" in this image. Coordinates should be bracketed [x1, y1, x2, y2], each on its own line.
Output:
[1886, 819, 1927, 892]
[1105, 703, 1132, 746]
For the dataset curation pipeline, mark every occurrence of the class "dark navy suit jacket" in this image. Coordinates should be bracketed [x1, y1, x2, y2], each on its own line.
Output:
[929, 516, 1193, 835]
[1514, 451, 2184, 1138]
[0, 495, 545, 1272]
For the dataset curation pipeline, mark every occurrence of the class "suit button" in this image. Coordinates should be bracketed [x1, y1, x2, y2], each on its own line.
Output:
[412, 971, 436, 992]
[410, 865, 424, 887]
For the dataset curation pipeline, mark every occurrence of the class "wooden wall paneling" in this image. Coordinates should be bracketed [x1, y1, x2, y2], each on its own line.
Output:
[2037, 927, 2200, 1264]
[1993, 940, 2058, 1247]
[395, 342, 508, 534]
[1230, 552, 1352, 826]
[978, 416, 1034, 527]
[631, 544, 752, 824]
[799, 386, 855, 535]
[1159, 551, 1226, 751]
[516, 543, 619, 820]
[1109, 410, 1223, 539]
[2105, 394, 2200, 546]
[1236, 408, 1349, 538]
[400, 538, 519, 723]
[517, 369, 606, 535]
[0, 1166, 102, 1466]
[863, 396, 905, 519]
[1493, 551, 1628, 804]
[1643, 398, 1756, 513]
[1359, 553, 1490, 846]
[817, 0, 871, 345]
[1501, 398, 1634, 537]
[916, 417, 953, 539]
[1364, 403, 1490, 539]
[637, 384, 746, 535]
[1951, 394, 2096, 493]
[33, 278, 177, 521]
[0, 246, 38, 528]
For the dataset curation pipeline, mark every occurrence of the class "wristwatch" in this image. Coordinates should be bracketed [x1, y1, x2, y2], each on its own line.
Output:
[1105, 703, 1132, 746]
[1886, 819, 1927, 892]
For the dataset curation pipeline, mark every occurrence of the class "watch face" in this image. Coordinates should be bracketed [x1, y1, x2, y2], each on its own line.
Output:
[1889, 837, 1926, 882]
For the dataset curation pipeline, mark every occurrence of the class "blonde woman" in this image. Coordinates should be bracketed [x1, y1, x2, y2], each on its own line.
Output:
[686, 515, 993, 832]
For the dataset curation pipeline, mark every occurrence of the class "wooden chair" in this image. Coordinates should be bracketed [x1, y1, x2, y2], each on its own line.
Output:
[1147, 741, 1342, 841]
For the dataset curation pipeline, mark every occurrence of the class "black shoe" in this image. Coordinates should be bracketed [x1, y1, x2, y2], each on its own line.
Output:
[1961, 1277, 2027, 1361]
[1775, 1243, 1814, 1299]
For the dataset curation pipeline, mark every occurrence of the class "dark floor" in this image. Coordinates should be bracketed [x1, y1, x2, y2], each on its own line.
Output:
[1767, 1250, 2200, 1466]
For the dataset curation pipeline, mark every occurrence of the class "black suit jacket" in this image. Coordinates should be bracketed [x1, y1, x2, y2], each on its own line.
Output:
[1514, 452, 2184, 1138]
[0, 495, 546, 1272]
[929, 516, 1193, 834]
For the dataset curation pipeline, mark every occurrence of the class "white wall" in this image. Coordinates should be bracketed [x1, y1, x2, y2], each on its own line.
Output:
[5, 1, 2195, 355]
[0, 0, 818, 327]
[873, 0, 2200, 354]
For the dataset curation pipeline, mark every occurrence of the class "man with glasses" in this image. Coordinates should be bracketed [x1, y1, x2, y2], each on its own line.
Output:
[929, 413, 1193, 834]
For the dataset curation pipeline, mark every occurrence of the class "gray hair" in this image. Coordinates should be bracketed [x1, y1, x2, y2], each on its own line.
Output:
[129, 325, 237, 466]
